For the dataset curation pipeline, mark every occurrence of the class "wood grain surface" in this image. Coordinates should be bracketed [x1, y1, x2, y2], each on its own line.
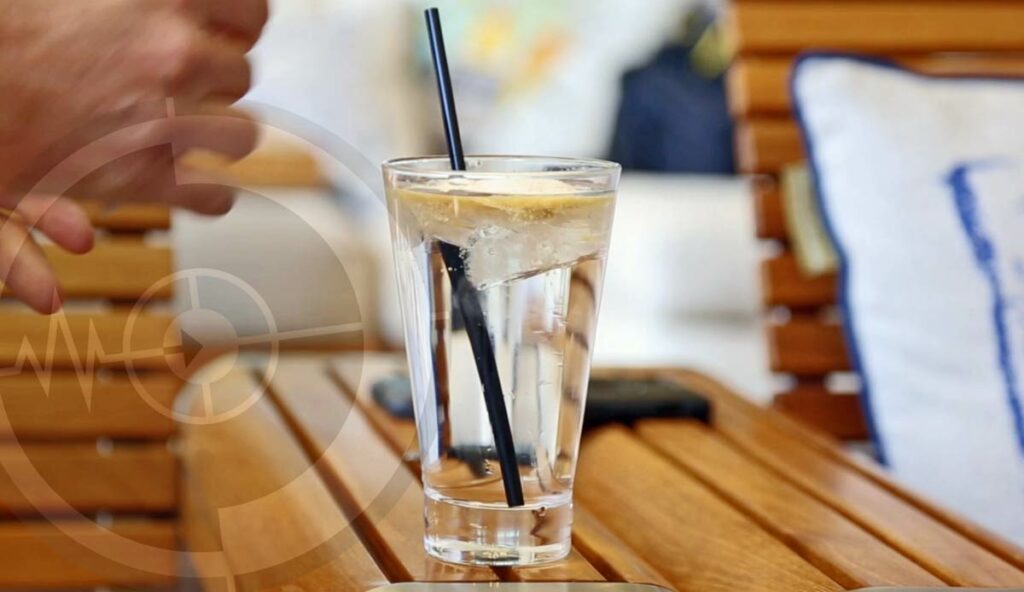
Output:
[178, 354, 1024, 591]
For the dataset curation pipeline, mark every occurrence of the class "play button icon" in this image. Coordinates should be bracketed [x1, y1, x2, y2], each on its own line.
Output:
[164, 308, 239, 381]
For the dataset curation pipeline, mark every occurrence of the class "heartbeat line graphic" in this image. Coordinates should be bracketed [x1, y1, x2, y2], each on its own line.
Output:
[0, 312, 117, 406]
[0, 310, 363, 407]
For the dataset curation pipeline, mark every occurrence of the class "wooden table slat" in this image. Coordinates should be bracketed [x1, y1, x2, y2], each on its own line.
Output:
[636, 420, 944, 588]
[500, 549, 606, 582]
[699, 377, 1024, 571]
[182, 354, 1024, 590]
[757, 402, 1024, 570]
[331, 355, 419, 452]
[571, 505, 676, 589]
[267, 358, 499, 582]
[576, 425, 842, 592]
[664, 369, 1024, 586]
[183, 362, 388, 592]
[329, 354, 680, 585]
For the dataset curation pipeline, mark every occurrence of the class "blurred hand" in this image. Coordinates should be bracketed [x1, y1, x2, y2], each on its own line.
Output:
[0, 0, 268, 313]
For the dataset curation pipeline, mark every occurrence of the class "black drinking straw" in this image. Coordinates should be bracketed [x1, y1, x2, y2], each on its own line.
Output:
[425, 7, 525, 508]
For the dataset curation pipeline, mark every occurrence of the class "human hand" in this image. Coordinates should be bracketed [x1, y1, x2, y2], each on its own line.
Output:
[0, 0, 269, 312]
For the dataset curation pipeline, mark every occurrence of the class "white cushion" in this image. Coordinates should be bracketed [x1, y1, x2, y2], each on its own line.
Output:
[793, 54, 1024, 545]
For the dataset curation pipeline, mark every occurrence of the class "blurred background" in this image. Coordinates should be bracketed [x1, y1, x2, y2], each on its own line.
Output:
[177, 0, 774, 400]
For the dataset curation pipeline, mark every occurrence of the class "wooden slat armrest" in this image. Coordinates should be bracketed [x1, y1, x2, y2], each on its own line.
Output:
[81, 202, 171, 231]
[0, 311, 176, 371]
[762, 253, 838, 309]
[0, 443, 176, 515]
[754, 180, 788, 241]
[735, 119, 804, 175]
[773, 388, 868, 440]
[0, 373, 179, 441]
[768, 320, 851, 376]
[2, 242, 174, 301]
[0, 519, 177, 589]
[729, 2, 1024, 54]
[729, 55, 1024, 118]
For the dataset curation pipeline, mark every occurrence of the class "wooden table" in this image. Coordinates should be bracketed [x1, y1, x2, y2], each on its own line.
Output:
[182, 353, 1024, 592]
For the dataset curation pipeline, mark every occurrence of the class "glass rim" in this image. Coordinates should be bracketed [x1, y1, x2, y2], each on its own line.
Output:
[382, 154, 621, 179]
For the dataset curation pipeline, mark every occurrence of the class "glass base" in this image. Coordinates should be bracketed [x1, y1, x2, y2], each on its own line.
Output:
[423, 489, 573, 567]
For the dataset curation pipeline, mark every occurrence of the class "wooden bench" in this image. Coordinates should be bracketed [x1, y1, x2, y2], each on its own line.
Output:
[725, 0, 1024, 439]
[0, 203, 182, 589]
[0, 138, 329, 589]
[182, 352, 1024, 592]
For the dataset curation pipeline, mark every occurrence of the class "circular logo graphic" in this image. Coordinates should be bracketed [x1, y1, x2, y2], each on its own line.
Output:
[124, 268, 279, 425]
[0, 102, 394, 585]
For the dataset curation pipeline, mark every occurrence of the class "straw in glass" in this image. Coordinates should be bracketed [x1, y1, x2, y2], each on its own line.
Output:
[424, 7, 525, 508]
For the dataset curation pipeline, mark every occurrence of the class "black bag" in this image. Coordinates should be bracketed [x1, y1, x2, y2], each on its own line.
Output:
[609, 43, 735, 174]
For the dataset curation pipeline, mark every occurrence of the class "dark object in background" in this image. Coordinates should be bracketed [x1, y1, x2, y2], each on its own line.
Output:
[371, 375, 711, 428]
[609, 43, 735, 174]
[585, 378, 710, 427]
[450, 446, 537, 477]
[372, 374, 416, 418]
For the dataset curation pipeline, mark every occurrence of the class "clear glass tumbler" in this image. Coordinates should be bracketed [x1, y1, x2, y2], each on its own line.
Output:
[382, 156, 620, 566]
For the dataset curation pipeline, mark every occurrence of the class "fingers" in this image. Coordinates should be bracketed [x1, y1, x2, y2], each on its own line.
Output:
[46, 101, 256, 216]
[146, 8, 257, 103]
[101, 101, 259, 162]
[12, 195, 95, 255]
[68, 146, 238, 217]
[115, 166, 237, 216]
[0, 216, 62, 315]
[167, 33, 253, 102]
[170, 103, 260, 160]
[156, 170, 237, 216]
[209, 0, 270, 48]
[180, 0, 269, 50]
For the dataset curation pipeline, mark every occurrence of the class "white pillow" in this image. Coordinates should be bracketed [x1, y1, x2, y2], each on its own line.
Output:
[792, 55, 1024, 545]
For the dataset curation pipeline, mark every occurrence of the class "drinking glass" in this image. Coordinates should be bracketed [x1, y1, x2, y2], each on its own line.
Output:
[382, 156, 619, 566]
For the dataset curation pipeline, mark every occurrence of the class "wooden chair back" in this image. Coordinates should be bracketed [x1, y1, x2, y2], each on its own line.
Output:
[726, 0, 1024, 439]
[0, 204, 181, 589]
[0, 138, 330, 588]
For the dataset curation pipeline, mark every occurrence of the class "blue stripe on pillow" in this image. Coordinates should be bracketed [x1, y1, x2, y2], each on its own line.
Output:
[948, 161, 1024, 454]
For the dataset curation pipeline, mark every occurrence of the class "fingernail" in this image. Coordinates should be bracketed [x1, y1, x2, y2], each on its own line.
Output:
[50, 288, 63, 314]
